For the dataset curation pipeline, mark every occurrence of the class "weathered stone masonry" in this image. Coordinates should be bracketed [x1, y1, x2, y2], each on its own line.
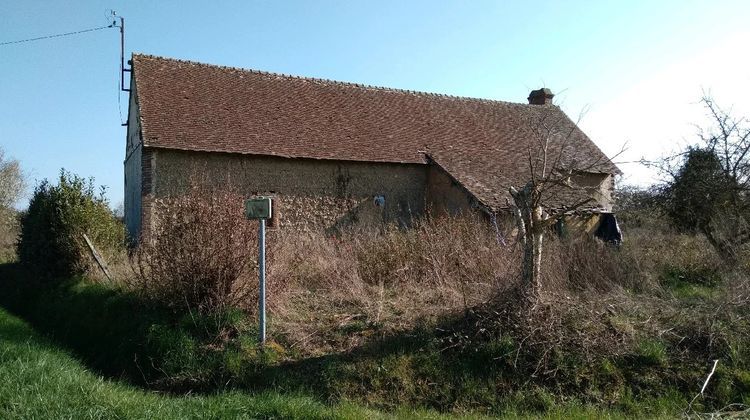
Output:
[150, 149, 428, 232]
[129, 147, 615, 238]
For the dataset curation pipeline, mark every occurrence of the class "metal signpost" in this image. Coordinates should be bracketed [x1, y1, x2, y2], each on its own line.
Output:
[244, 197, 273, 345]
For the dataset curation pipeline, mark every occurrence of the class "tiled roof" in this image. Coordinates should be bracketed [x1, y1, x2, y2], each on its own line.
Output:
[132, 54, 620, 210]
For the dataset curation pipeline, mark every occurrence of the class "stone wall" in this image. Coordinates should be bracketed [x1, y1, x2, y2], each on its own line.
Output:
[150, 149, 429, 231]
[425, 164, 477, 216]
[538, 171, 615, 213]
[125, 135, 615, 239]
[570, 171, 615, 211]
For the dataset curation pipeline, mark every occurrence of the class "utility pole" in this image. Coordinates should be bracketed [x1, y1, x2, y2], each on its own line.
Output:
[114, 12, 130, 92]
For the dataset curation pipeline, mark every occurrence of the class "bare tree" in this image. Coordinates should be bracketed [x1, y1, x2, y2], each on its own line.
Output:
[508, 102, 619, 303]
[0, 148, 24, 209]
[650, 94, 750, 263]
[113, 201, 125, 220]
[0, 147, 25, 256]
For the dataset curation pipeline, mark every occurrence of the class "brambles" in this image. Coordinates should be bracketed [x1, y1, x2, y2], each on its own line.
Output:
[3, 207, 749, 415]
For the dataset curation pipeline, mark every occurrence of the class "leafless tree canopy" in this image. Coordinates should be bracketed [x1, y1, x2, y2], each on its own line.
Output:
[508, 105, 621, 303]
[0, 148, 24, 255]
[0, 148, 25, 209]
[647, 94, 750, 263]
[698, 95, 750, 188]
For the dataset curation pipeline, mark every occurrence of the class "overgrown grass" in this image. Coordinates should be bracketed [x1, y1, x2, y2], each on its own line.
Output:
[1, 259, 739, 418]
[0, 263, 280, 392]
[270, 217, 516, 356]
[1, 305, 679, 419]
[0, 305, 395, 419]
[3, 213, 750, 417]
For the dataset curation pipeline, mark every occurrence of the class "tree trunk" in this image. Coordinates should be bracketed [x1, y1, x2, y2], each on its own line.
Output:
[520, 227, 543, 302]
[510, 184, 546, 304]
[703, 222, 739, 266]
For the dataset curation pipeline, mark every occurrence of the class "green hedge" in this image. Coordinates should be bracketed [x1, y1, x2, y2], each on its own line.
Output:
[17, 170, 124, 278]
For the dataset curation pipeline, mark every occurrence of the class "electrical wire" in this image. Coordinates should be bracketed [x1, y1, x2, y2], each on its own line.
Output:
[0, 24, 115, 46]
[2, 11, 127, 126]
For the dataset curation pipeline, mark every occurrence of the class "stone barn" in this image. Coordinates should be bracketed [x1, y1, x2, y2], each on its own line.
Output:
[124, 54, 620, 239]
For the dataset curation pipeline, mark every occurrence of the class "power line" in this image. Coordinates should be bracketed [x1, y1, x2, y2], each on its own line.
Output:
[0, 24, 115, 46]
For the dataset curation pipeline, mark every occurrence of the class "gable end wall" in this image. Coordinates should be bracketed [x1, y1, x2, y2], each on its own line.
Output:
[124, 78, 144, 240]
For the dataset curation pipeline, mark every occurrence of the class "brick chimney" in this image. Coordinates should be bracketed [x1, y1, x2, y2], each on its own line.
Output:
[528, 88, 554, 105]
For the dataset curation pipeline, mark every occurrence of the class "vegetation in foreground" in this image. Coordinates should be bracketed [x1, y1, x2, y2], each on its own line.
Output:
[0, 305, 388, 419]
[3, 304, 684, 419]
[3, 208, 750, 417]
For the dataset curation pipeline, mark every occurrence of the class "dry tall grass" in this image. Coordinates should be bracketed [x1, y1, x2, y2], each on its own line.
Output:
[266, 216, 683, 357]
[125, 187, 735, 367]
[269, 216, 519, 355]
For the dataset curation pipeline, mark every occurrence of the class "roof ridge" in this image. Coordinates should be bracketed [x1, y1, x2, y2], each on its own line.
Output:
[131, 53, 528, 107]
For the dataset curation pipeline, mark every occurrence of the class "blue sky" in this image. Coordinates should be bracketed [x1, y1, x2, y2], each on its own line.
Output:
[2, 1, 749, 208]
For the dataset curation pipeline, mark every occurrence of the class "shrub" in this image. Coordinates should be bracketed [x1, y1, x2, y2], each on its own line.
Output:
[133, 188, 266, 315]
[17, 170, 124, 278]
[660, 147, 750, 264]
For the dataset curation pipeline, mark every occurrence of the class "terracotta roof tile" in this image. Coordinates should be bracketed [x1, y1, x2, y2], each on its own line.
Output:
[132, 54, 619, 210]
